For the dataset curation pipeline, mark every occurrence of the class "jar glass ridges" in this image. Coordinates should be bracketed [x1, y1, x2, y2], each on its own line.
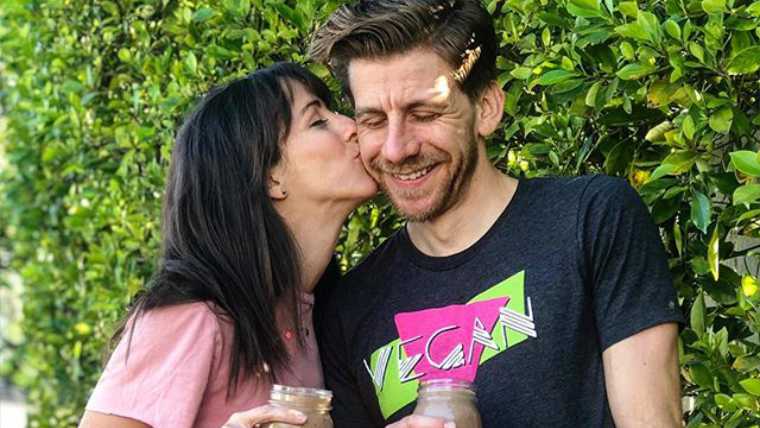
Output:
[263, 385, 333, 428]
[412, 379, 482, 428]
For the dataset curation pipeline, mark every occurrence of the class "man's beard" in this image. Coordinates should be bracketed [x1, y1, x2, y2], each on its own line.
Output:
[371, 133, 479, 223]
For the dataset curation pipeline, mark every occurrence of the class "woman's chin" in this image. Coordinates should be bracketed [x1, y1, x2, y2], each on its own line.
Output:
[347, 186, 379, 210]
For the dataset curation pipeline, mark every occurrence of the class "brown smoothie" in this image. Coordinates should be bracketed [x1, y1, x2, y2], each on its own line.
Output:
[412, 379, 482, 428]
[262, 385, 333, 428]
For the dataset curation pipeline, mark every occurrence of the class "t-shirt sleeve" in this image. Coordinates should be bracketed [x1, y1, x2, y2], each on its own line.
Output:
[315, 288, 376, 427]
[579, 175, 684, 351]
[86, 303, 221, 428]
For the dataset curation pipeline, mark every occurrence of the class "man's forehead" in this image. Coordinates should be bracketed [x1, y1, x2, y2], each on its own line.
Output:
[352, 76, 453, 115]
[347, 52, 456, 110]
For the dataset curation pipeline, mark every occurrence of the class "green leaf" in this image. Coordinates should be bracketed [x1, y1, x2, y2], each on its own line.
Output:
[691, 256, 710, 275]
[637, 11, 661, 43]
[645, 121, 673, 141]
[689, 363, 714, 388]
[737, 208, 760, 223]
[510, 67, 533, 80]
[223, 0, 251, 16]
[504, 81, 523, 117]
[683, 115, 697, 140]
[716, 327, 729, 357]
[727, 46, 760, 75]
[662, 150, 699, 174]
[542, 28, 551, 47]
[740, 378, 760, 396]
[550, 78, 584, 94]
[604, 141, 634, 174]
[585, 81, 603, 107]
[689, 42, 705, 62]
[730, 151, 760, 177]
[620, 41, 636, 60]
[733, 393, 757, 410]
[271, 3, 306, 33]
[616, 63, 657, 80]
[649, 163, 676, 181]
[192, 7, 215, 22]
[702, 0, 727, 14]
[615, 23, 650, 42]
[709, 106, 734, 133]
[117, 48, 131, 62]
[690, 292, 706, 336]
[742, 275, 759, 297]
[747, 1, 760, 16]
[733, 356, 760, 372]
[671, 221, 683, 260]
[664, 19, 681, 40]
[733, 184, 760, 206]
[535, 69, 579, 86]
[647, 81, 679, 107]
[184, 52, 198, 74]
[690, 191, 711, 234]
[715, 393, 734, 410]
[708, 226, 720, 281]
[567, 0, 604, 17]
[618, 1, 638, 17]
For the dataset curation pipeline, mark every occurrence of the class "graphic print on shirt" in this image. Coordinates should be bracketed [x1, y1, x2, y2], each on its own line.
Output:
[362, 270, 537, 419]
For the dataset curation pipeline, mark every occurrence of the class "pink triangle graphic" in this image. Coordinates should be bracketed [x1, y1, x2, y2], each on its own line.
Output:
[394, 297, 508, 382]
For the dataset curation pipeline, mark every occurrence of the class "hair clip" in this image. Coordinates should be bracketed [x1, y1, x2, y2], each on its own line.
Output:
[453, 45, 482, 83]
[430, 0, 456, 18]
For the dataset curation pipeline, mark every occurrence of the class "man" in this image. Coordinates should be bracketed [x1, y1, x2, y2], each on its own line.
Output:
[310, 1, 683, 426]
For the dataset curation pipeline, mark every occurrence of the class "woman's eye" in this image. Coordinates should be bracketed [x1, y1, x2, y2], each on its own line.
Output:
[310, 118, 329, 128]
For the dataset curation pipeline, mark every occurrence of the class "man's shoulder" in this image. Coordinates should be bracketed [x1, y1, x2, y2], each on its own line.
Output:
[526, 173, 622, 193]
[329, 229, 405, 304]
[524, 174, 632, 208]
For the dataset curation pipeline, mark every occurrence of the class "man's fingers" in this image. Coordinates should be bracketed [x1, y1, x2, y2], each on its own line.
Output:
[223, 405, 307, 427]
[385, 415, 454, 428]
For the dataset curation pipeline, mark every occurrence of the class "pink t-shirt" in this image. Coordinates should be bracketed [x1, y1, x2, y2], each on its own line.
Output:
[86, 295, 323, 428]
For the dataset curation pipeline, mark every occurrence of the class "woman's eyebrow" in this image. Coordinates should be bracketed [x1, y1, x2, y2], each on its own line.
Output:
[299, 98, 322, 116]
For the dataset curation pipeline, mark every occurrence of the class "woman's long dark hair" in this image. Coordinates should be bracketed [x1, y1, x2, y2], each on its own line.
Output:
[112, 62, 333, 394]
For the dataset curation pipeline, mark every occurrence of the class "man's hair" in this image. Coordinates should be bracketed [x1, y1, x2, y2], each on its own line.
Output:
[309, 0, 498, 101]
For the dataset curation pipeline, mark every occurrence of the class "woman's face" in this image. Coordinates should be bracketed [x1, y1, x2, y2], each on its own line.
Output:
[274, 81, 378, 208]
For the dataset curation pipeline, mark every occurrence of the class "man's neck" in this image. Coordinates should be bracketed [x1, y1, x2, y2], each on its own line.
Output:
[406, 163, 518, 257]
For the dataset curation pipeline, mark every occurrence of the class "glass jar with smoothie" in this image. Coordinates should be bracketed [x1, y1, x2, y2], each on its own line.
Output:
[412, 379, 482, 428]
[262, 384, 333, 428]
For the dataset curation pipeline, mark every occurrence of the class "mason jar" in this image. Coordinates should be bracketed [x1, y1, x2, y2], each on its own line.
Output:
[412, 379, 482, 428]
[262, 384, 333, 428]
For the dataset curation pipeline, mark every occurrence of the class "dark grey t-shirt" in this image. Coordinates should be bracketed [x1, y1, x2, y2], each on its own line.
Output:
[316, 175, 684, 427]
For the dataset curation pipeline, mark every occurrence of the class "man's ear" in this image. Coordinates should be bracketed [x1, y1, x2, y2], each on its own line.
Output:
[267, 164, 288, 201]
[475, 82, 505, 138]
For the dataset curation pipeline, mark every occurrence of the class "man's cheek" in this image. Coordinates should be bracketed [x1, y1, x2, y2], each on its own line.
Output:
[358, 149, 376, 173]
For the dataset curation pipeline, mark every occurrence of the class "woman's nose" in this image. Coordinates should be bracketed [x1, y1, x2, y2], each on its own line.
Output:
[334, 112, 358, 143]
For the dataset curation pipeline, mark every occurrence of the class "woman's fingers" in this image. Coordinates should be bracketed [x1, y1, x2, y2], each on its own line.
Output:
[222, 405, 307, 428]
[385, 415, 454, 428]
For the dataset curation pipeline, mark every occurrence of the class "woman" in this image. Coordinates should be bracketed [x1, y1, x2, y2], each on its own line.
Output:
[79, 62, 377, 428]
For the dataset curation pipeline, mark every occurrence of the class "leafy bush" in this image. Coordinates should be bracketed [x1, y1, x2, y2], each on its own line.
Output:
[0, 0, 758, 426]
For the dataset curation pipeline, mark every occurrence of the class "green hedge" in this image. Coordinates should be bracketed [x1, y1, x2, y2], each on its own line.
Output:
[1, 0, 759, 426]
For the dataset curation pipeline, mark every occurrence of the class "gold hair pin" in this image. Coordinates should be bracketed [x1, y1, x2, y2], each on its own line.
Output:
[453, 45, 481, 83]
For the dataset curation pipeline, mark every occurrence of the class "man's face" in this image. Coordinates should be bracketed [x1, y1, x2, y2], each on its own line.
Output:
[348, 47, 482, 222]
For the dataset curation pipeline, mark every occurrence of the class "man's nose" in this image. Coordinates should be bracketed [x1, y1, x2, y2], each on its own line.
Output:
[382, 119, 419, 164]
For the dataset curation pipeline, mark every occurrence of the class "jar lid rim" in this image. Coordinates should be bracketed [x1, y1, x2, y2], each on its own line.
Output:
[271, 384, 333, 399]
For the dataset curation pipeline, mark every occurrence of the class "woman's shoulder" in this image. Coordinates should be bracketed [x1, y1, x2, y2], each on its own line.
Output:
[87, 301, 234, 427]
[131, 301, 222, 333]
[115, 301, 228, 368]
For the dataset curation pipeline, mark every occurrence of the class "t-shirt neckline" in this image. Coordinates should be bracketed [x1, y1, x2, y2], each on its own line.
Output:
[399, 177, 529, 271]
